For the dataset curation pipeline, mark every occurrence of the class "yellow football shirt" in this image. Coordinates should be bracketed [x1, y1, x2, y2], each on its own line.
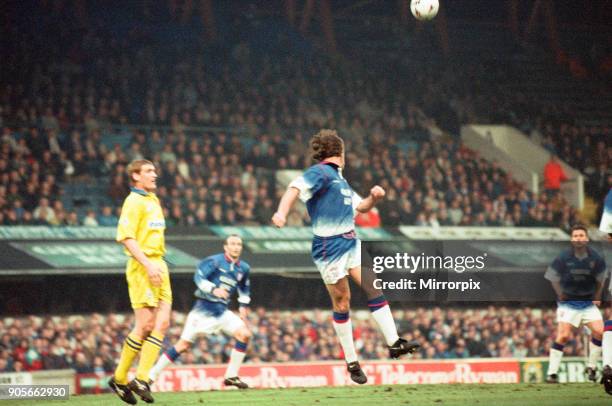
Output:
[116, 187, 166, 257]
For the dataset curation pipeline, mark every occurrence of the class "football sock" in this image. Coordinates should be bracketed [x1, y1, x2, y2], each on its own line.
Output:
[368, 296, 400, 346]
[547, 342, 564, 375]
[149, 346, 180, 382]
[225, 340, 248, 378]
[114, 333, 143, 385]
[603, 321, 612, 367]
[588, 337, 602, 369]
[332, 312, 358, 363]
[136, 331, 164, 381]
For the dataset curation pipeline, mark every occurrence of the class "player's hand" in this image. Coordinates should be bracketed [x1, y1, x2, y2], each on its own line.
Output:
[272, 212, 286, 228]
[593, 300, 601, 307]
[370, 185, 386, 200]
[212, 288, 230, 299]
[145, 263, 163, 287]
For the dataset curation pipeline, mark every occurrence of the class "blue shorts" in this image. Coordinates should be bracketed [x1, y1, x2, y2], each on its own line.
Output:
[312, 231, 361, 284]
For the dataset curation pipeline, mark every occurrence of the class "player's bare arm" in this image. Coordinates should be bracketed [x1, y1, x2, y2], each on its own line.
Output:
[593, 280, 604, 307]
[550, 280, 564, 301]
[121, 238, 163, 287]
[356, 185, 385, 213]
[272, 187, 300, 227]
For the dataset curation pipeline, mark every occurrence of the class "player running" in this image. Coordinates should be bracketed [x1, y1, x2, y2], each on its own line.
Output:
[148, 235, 252, 389]
[599, 187, 612, 395]
[109, 159, 172, 404]
[544, 225, 606, 384]
[272, 129, 419, 384]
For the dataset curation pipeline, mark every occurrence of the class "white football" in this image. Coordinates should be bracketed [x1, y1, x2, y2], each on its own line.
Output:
[410, 0, 439, 21]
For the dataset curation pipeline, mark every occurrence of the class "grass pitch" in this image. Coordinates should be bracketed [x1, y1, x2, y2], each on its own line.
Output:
[8, 383, 611, 406]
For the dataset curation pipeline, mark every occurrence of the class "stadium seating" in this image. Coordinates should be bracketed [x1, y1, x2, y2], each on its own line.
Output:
[3, 306, 609, 372]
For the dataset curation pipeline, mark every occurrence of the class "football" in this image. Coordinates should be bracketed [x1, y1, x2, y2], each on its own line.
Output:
[410, 0, 439, 21]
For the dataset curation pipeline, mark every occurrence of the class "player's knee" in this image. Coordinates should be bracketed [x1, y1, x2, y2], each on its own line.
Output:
[155, 318, 170, 334]
[556, 333, 570, 344]
[236, 328, 252, 342]
[136, 321, 154, 337]
[331, 290, 350, 306]
[176, 340, 191, 353]
[333, 298, 351, 313]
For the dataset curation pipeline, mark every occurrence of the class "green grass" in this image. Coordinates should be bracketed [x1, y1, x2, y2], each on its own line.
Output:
[8, 383, 612, 406]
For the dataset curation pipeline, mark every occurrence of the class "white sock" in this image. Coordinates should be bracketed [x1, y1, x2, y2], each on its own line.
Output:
[149, 351, 175, 382]
[225, 347, 247, 378]
[588, 338, 602, 369]
[332, 312, 358, 363]
[547, 344, 564, 375]
[604, 321, 612, 367]
[370, 305, 400, 346]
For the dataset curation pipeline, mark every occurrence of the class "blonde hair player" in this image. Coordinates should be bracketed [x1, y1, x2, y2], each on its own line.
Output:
[108, 159, 172, 404]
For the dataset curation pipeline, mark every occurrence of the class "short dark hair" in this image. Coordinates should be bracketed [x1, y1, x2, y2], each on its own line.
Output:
[224, 234, 242, 245]
[570, 224, 588, 237]
[310, 129, 343, 162]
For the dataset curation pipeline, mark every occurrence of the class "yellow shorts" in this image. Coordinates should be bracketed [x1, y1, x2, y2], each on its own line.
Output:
[125, 256, 173, 309]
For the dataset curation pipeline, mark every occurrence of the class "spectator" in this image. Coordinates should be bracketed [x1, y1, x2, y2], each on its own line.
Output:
[355, 208, 381, 228]
[72, 352, 93, 374]
[543, 155, 569, 197]
[33, 198, 56, 224]
[0, 358, 10, 372]
[83, 210, 99, 227]
[65, 211, 80, 226]
[97, 206, 119, 226]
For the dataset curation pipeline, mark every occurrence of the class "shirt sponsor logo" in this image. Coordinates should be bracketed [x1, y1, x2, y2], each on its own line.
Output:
[148, 220, 165, 229]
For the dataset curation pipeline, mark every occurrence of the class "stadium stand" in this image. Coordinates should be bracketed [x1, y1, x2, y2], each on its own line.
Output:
[3, 306, 611, 372]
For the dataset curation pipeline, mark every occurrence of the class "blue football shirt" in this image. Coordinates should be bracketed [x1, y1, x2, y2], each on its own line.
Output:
[290, 162, 362, 237]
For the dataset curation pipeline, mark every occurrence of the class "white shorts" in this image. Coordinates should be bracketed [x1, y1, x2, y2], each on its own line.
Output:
[556, 305, 602, 328]
[599, 208, 612, 234]
[180, 309, 245, 342]
[312, 238, 361, 285]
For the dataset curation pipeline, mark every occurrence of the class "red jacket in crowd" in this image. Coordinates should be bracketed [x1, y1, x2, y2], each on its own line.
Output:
[543, 159, 568, 190]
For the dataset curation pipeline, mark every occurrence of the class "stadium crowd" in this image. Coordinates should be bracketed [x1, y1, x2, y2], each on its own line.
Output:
[0, 122, 582, 230]
[2, 1, 598, 230]
[2, 306, 609, 373]
[431, 59, 611, 209]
